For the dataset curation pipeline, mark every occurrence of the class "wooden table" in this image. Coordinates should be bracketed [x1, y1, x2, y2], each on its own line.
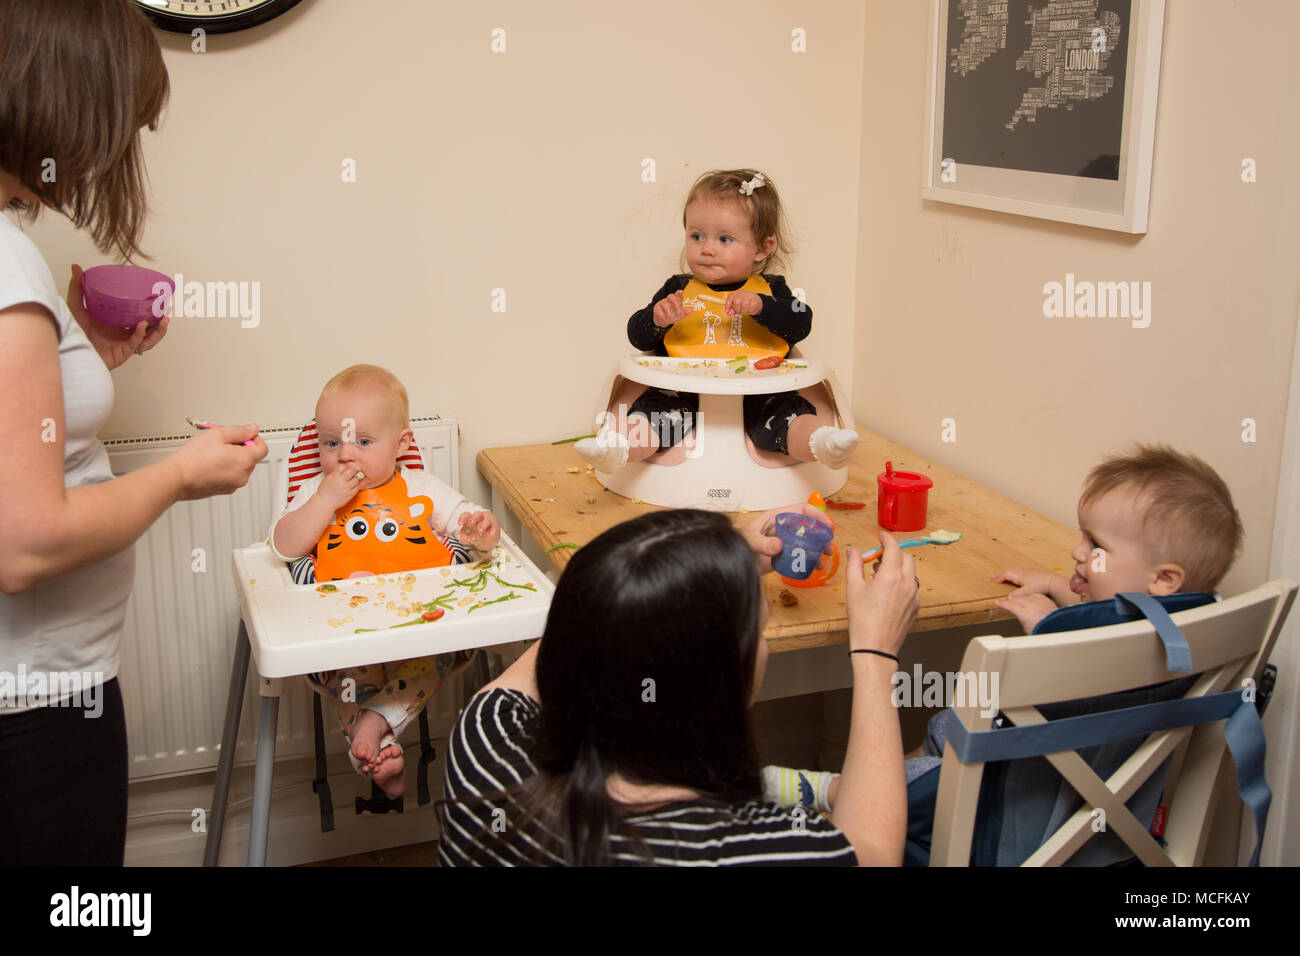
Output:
[477, 427, 1077, 653]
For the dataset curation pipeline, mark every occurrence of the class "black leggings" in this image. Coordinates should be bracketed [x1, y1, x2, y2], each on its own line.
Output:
[0, 678, 128, 866]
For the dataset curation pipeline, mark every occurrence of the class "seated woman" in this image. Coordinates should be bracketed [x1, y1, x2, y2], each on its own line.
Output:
[438, 506, 919, 866]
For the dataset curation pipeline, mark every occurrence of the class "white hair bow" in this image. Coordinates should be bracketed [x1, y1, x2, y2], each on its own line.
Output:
[738, 173, 766, 196]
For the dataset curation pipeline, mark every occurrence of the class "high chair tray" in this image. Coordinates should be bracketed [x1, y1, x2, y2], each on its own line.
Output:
[231, 532, 553, 678]
[617, 355, 828, 394]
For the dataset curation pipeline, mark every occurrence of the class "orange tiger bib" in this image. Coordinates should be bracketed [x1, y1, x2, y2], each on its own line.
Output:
[314, 471, 453, 582]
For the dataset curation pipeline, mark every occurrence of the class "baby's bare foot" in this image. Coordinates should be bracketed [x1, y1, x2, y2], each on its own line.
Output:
[370, 740, 405, 798]
[349, 709, 390, 773]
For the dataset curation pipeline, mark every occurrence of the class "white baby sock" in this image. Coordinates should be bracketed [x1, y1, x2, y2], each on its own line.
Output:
[574, 431, 630, 472]
[808, 426, 859, 469]
[761, 765, 838, 813]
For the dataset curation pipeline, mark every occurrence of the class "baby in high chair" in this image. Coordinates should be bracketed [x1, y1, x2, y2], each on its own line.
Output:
[908, 443, 1243, 777]
[764, 445, 1245, 838]
[575, 168, 859, 471]
[269, 364, 501, 797]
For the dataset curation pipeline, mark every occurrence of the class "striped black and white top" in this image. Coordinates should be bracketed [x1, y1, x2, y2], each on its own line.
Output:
[438, 688, 856, 867]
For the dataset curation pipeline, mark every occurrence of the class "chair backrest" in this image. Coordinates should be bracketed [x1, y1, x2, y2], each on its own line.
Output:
[284, 420, 425, 505]
[930, 580, 1297, 867]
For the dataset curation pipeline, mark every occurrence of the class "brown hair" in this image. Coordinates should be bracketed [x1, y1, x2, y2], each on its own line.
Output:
[318, 365, 411, 431]
[1081, 444, 1243, 592]
[680, 168, 795, 275]
[0, 0, 169, 261]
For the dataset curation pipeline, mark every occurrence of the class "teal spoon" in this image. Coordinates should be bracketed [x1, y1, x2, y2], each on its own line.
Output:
[861, 530, 962, 562]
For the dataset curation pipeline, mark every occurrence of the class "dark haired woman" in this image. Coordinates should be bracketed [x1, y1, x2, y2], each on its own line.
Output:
[439, 506, 918, 865]
[0, 0, 266, 865]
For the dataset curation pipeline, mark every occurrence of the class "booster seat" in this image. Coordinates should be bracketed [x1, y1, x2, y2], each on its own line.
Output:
[590, 352, 855, 512]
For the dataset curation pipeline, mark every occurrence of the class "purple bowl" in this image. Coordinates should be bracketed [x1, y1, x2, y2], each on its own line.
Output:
[80, 265, 173, 329]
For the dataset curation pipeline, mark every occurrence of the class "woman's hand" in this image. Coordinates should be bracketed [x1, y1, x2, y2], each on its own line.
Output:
[168, 424, 266, 501]
[459, 510, 501, 550]
[742, 503, 833, 576]
[846, 532, 918, 658]
[67, 264, 168, 370]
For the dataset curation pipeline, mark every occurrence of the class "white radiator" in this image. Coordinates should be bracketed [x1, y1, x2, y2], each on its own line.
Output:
[106, 418, 465, 781]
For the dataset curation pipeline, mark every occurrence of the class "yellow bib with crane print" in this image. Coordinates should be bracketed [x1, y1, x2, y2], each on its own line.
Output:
[663, 274, 789, 360]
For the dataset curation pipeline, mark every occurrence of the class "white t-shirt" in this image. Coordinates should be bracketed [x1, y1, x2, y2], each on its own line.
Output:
[0, 215, 134, 713]
[267, 463, 486, 563]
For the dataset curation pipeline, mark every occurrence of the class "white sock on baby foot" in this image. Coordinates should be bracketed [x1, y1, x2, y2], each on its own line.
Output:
[761, 765, 838, 813]
[808, 426, 859, 469]
[574, 431, 630, 472]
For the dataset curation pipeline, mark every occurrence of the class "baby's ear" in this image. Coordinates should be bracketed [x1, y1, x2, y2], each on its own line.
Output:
[1150, 563, 1186, 596]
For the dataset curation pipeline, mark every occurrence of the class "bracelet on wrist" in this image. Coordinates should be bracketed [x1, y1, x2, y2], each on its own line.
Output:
[849, 648, 899, 664]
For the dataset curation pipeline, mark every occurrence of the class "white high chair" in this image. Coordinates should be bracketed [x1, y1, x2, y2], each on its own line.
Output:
[593, 353, 853, 511]
[202, 422, 554, 867]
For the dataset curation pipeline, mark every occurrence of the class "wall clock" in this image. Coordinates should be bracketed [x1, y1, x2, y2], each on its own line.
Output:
[133, 0, 305, 35]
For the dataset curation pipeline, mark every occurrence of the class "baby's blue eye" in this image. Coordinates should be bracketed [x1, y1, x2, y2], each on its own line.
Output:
[358, 438, 372, 447]
[324, 439, 339, 448]
[720, 236, 733, 244]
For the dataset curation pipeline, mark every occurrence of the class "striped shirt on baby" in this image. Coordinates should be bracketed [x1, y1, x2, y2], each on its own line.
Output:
[438, 688, 856, 866]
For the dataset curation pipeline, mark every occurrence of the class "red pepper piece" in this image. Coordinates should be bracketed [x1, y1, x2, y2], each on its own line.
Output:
[421, 609, 445, 621]
[753, 356, 783, 370]
[825, 499, 866, 510]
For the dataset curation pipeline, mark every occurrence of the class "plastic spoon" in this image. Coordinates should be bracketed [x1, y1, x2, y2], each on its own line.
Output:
[186, 417, 257, 447]
[860, 529, 962, 563]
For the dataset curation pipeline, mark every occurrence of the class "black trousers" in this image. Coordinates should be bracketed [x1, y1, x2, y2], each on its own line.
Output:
[0, 677, 128, 866]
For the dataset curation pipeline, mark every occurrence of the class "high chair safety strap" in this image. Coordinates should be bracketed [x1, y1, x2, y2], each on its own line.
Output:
[1114, 592, 1193, 673]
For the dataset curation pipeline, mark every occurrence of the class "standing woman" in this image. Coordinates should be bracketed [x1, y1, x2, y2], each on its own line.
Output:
[0, 0, 266, 865]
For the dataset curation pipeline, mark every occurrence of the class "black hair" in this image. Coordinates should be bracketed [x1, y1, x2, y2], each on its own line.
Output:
[447, 509, 765, 866]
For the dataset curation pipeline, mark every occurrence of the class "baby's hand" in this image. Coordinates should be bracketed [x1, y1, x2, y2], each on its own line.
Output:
[458, 510, 501, 551]
[993, 567, 1055, 597]
[724, 290, 762, 317]
[995, 592, 1058, 633]
[653, 291, 689, 328]
[318, 462, 366, 511]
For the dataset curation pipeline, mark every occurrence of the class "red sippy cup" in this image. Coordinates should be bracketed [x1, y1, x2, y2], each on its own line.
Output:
[877, 461, 933, 532]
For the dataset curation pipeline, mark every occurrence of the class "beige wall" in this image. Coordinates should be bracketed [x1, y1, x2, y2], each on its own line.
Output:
[16, 0, 1297, 594]
[18, 0, 865, 510]
[856, 0, 1300, 597]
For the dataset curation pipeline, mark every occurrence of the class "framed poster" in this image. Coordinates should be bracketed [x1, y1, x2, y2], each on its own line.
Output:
[922, 0, 1165, 233]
